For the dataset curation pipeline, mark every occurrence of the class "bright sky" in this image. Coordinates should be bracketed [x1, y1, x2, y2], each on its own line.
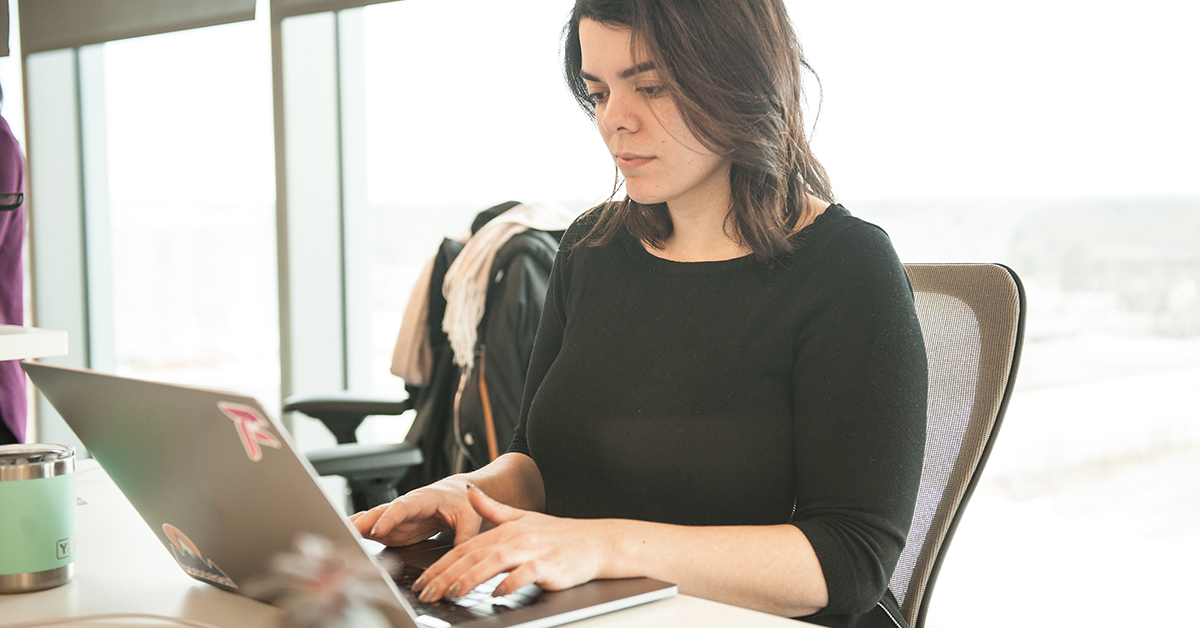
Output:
[793, 0, 1200, 200]
[3, 0, 1198, 207]
[360, 0, 1200, 204]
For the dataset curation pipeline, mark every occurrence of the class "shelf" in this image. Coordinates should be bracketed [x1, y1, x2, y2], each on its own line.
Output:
[0, 325, 69, 361]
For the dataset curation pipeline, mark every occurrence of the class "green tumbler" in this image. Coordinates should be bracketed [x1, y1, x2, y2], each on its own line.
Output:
[0, 444, 77, 593]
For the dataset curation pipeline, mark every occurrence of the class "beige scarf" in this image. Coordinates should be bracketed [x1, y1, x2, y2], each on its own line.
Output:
[391, 202, 577, 383]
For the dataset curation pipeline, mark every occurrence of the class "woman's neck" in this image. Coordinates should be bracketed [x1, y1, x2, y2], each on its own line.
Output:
[655, 206, 748, 262]
[649, 177, 746, 262]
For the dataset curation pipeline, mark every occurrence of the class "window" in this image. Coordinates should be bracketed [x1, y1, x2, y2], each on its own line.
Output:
[357, 0, 611, 438]
[787, 1, 1200, 625]
[102, 20, 280, 414]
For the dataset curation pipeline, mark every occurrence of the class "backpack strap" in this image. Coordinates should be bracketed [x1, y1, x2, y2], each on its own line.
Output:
[477, 345, 500, 462]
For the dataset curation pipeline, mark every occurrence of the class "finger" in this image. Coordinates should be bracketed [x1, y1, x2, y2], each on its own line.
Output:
[348, 511, 373, 534]
[466, 484, 525, 526]
[350, 504, 388, 535]
[450, 503, 486, 545]
[493, 562, 540, 597]
[413, 544, 476, 602]
[368, 497, 433, 539]
[418, 537, 523, 603]
[452, 548, 530, 600]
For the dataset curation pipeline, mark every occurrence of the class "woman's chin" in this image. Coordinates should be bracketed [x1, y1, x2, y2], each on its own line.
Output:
[624, 188, 665, 206]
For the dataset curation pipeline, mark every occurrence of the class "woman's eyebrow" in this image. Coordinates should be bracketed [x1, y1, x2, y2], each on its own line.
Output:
[619, 62, 657, 79]
[580, 62, 657, 83]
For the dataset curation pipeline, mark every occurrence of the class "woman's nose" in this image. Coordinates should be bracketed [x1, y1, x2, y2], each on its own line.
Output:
[599, 91, 639, 135]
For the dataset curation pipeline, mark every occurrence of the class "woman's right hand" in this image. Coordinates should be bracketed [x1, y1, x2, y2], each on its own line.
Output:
[350, 474, 484, 547]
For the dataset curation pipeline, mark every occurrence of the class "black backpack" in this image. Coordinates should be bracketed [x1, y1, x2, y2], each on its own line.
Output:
[396, 201, 562, 494]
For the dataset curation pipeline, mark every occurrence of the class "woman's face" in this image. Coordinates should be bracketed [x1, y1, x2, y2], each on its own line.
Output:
[578, 19, 731, 212]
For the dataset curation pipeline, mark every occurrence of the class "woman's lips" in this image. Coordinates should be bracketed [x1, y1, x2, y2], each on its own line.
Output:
[616, 154, 654, 170]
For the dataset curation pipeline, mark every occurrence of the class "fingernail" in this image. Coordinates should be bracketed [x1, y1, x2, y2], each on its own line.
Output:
[369, 524, 380, 537]
[418, 586, 437, 604]
[412, 575, 426, 592]
[446, 583, 461, 599]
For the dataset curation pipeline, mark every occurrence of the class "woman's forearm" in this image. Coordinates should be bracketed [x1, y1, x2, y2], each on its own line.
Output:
[600, 519, 829, 617]
[467, 458, 828, 616]
[464, 452, 546, 513]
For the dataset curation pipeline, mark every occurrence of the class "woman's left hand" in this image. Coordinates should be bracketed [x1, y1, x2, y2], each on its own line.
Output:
[412, 484, 614, 603]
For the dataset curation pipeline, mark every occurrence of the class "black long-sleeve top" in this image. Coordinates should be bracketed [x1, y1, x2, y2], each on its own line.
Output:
[509, 205, 927, 627]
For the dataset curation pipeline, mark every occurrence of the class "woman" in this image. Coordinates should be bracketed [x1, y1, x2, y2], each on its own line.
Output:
[0, 81, 27, 446]
[353, 1, 927, 626]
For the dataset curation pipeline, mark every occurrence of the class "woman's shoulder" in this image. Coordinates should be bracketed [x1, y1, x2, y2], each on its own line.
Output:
[556, 203, 633, 267]
[788, 204, 895, 262]
[784, 204, 912, 293]
[560, 203, 608, 247]
[546, 205, 615, 285]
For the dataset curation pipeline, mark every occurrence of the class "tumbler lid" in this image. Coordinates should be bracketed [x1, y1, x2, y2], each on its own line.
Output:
[0, 444, 75, 480]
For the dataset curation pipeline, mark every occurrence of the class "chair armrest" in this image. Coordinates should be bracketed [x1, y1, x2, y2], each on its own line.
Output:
[284, 392, 414, 444]
[307, 442, 423, 480]
[284, 392, 414, 416]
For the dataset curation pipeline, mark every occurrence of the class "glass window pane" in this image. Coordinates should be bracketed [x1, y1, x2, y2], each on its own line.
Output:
[103, 20, 280, 414]
[787, 0, 1200, 625]
[361, 0, 609, 411]
[353, 1, 1198, 622]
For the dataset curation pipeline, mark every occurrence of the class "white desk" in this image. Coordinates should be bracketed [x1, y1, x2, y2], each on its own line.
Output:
[0, 462, 807, 628]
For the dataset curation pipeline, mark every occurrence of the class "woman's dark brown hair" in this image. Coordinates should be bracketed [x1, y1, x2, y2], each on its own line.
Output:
[564, 0, 834, 262]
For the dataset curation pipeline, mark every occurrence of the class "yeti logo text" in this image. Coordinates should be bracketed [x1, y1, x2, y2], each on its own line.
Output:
[218, 401, 281, 462]
[56, 536, 76, 560]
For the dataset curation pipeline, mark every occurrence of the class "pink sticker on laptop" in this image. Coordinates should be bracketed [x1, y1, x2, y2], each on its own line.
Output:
[218, 401, 282, 462]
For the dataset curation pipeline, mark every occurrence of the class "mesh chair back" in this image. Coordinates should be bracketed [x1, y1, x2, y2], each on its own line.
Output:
[890, 264, 1025, 628]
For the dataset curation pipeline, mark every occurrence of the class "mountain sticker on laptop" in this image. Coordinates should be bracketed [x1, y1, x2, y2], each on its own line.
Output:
[162, 523, 237, 589]
[218, 401, 282, 462]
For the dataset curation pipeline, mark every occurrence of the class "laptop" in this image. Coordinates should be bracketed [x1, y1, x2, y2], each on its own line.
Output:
[23, 363, 676, 628]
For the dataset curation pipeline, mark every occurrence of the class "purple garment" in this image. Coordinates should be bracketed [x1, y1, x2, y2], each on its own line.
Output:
[0, 113, 26, 443]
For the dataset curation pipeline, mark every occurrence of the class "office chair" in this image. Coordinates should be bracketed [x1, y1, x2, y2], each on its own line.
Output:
[287, 393, 422, 513]
[890, 264, 1025, 628]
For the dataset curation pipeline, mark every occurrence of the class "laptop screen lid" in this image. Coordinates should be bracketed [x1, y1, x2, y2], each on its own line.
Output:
[23, 362, 423, 625]
[23, 363, 676, 628]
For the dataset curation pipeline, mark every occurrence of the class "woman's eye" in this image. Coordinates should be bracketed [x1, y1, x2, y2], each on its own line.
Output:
[639, 85, 666, 98]
[588, 91, 609, 105]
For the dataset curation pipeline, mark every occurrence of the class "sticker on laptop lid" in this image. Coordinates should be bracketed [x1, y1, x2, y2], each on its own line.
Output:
[162, 523, 237, 589]
[218, 401, 282, 462]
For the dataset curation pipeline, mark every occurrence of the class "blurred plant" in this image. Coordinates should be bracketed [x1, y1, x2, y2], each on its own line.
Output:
[245, 534, 402, 628]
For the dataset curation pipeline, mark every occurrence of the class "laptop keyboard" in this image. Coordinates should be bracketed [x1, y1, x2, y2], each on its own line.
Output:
[393, 561, 544, 626]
